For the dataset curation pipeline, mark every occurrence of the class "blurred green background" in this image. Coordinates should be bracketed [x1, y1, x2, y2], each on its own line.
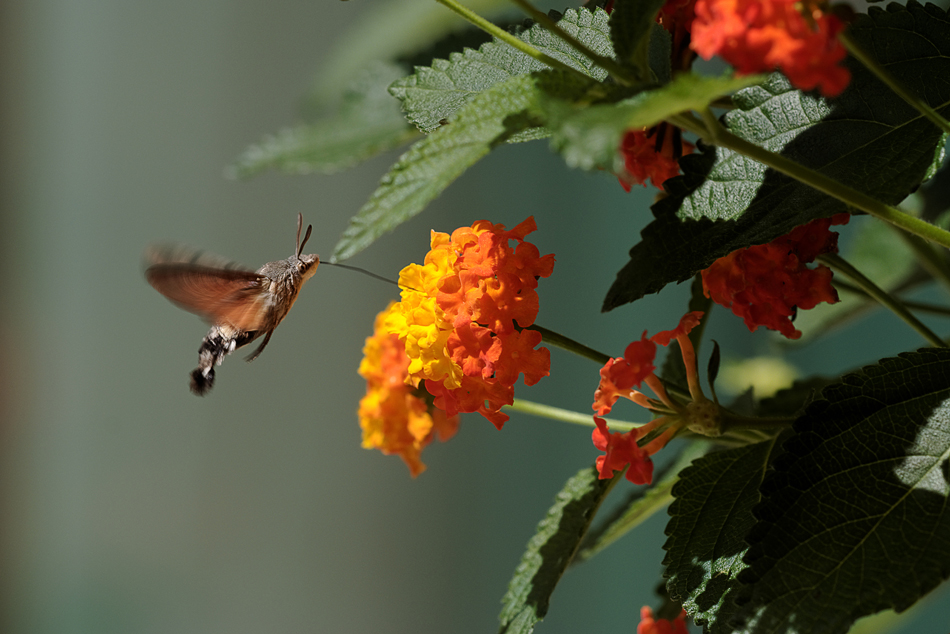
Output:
[1, 1, 948, 633]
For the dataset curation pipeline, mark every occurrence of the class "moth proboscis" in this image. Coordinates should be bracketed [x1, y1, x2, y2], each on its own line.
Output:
[146, 214, 319, 396]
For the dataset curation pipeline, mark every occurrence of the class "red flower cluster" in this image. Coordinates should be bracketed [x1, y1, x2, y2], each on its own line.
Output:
[592, 312, 713, 485]
[690, 0, 850, 96]
[637, 606, 690, 634]
[701, 214, 850, 339]
[618, 124, 694, 191]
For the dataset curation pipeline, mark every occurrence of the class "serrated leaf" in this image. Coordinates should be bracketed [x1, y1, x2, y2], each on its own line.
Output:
[230, 62, 416, 179]
[735, 348, 950, 634]
[603, 2, 950, 310]
[609, 0, 666, 72]
[663, 434, 787, 633]
[575, 440, 709, 563]
[389, 8, 613, 134]
[498, 466, 617, 634]
[544, 72, 763, 172]
[331, 73, 544, 262]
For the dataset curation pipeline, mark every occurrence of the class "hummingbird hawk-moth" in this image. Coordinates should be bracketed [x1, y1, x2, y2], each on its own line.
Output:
[146, 214, 319, 395]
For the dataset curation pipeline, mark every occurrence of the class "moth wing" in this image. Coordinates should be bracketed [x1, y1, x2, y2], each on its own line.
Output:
[145, 246, 270, 331]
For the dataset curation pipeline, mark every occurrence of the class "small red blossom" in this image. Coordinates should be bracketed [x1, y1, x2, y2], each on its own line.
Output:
[638, 606, 690, 634]
[618, 123, 694, 191]
[701, 214, 850, 339]
[591, 312, 711, 485]
[593, 417, 654, 484]
[691, 0, 850, 97]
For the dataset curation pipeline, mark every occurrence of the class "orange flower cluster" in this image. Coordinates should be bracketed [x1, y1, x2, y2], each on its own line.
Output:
[592, 312, 714, 485]
[358, 304, 459, 476]
[384, 217, 555, 429]
[690, 0, 851, 96]
[701, 213, 850, 339]
[618, 124, 694, 191]
[637, 606, 690, 634]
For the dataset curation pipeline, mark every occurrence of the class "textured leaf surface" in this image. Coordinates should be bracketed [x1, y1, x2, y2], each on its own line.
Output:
[499, 467, 615, 634]
[390, 8, 612, 134]
[576, 440, 709, 563]
[663, 435, 787, 633]
[545, 72, 763, 172]
[735, 348, 950, 634]
[604, 2, 950, 310]
[230, 62, 415, 178]
[332, 74, 543, 262]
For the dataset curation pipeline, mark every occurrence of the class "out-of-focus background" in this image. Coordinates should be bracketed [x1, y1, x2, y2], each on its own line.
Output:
[1, 1, 947, 633]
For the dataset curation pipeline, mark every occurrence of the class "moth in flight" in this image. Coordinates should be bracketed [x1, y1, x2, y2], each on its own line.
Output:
[146, 214, 319, 395]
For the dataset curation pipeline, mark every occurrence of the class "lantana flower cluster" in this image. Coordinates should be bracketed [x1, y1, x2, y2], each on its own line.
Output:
[358, 305, 460, 476]
[637, 606, 690, 634]
[701, 213, 851, 339]
[617, 0, 851, 191]
[591, 311, 717, 485]
[358, 217, 555, 472]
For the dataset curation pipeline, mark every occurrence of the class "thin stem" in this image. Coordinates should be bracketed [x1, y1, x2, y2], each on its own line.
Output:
[672, 109, 950, 251]
[839, 30, 950, 135]
[505, 398, 641, 432]
[820, 253, 946, 347]
[890, 227, 950, 297]
[508, 0, 637, 85]
[834, 279, 950, 317]
[434, 0, 587, 78]
[527, 324, 611, 365]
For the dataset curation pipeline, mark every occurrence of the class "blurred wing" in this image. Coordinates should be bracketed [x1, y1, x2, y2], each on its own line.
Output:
[146, 247, 270, 331]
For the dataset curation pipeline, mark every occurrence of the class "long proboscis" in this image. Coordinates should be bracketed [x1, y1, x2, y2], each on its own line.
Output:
[323, 261, 402, 289]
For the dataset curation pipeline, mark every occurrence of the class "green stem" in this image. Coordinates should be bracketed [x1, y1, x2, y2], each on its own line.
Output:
[839, 30, 950, 135]
[505, 398, 641, 432]
[834, 279, 950, 317]
[527, 324, 611, 365]
[890, 227, 950, 297]
[434, 0, 588, 78]
[669, 110, 950, 251]
[820, 253, 946, 347]
[507, 0, 636, 85]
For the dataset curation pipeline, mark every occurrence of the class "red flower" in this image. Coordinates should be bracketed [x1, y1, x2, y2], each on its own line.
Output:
[593, 417, 654, 484]
[690, 0, 850, 96]
[638, 606, 689, 634]
[701, 214, 850, 339]
[619, 123, 694, 191]
[591, 312, 713, 485]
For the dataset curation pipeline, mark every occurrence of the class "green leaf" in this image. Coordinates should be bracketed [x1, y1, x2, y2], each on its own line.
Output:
[332, 73, 548, 262]
[229, 62, 416, 179]
[544, 72, 763, 172]
[389, 7, 613, 134]
[603, 1, 950, 310]
[735, 348, 950, 634]
[308, 0, 512, 107]
[663, 434, 787, 633]
[498, 466, 616, 634]
[609, 0, 666, 73]
[575, 440, 709, 564]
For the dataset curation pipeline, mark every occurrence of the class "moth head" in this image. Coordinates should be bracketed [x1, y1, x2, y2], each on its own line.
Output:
[295, 214, 319, 281]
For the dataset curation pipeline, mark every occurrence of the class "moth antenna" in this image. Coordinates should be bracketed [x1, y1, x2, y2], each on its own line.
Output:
[295, 213, 303, 254]
[298, 224, 313, 258]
